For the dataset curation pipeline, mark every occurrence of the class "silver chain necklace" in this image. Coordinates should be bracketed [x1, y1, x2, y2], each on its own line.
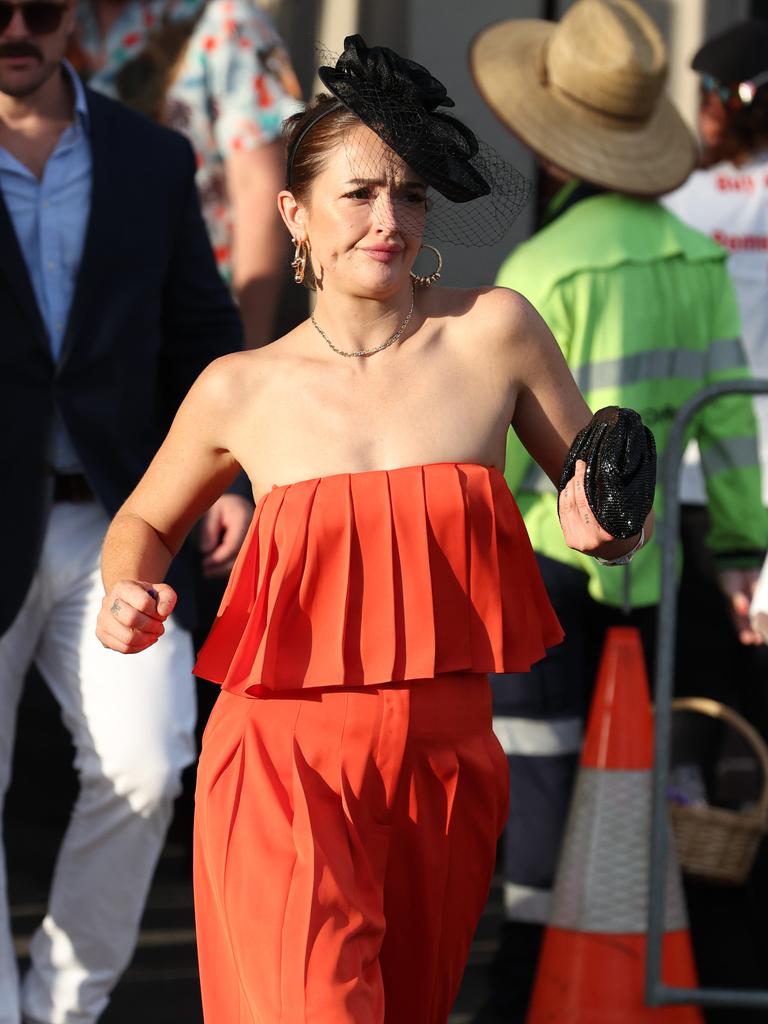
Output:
[311, 285, 415, 358]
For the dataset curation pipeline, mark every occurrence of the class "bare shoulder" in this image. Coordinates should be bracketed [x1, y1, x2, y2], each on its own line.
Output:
[190, 329, 304, 406]
[473, 285, 539, 335]
[430, 283, 536, 325]
[431, 285, 550, 357]
[187, 350, 258, 409]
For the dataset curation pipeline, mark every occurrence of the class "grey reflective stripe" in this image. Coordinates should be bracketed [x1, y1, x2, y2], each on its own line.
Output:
[700, 434, 760, 476]
[504, 882, 551, 924]
[550, 768, 687, 934]
[708, 337, 748, 375]
[520, 462, 555, 494]
[516, 337, 746, 497]
[572, 338, 745, 392]
[493, 715, 583, 756]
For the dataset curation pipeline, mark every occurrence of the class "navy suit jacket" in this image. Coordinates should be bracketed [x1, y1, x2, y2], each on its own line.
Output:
[0, 88, 244, 636]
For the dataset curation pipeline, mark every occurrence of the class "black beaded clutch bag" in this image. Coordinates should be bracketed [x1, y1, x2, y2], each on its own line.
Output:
[557, 407, 656, 540]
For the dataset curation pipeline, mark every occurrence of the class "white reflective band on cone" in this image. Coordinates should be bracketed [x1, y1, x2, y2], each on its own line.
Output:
[550, 768, 688, 934]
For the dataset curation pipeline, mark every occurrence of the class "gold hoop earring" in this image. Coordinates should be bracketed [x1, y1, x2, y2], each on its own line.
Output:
[290, 237, 309, 285]
[410, 245, 443, 287]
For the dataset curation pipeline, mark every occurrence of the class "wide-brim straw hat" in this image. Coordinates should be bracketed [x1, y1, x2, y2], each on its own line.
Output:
[469, 0, 696, 196]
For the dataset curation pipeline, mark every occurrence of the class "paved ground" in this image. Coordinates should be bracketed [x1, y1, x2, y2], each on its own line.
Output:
[6, 674, 498, 1023]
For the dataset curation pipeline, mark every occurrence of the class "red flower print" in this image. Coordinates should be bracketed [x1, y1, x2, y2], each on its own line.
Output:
[203, 35, 218, 51]
[255, 74, 272, 107]
[214, 245, 230, 264]
[122, 31, 141, 46]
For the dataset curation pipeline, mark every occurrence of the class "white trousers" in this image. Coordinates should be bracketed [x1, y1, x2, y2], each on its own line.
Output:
[0, 502, 196, 1024]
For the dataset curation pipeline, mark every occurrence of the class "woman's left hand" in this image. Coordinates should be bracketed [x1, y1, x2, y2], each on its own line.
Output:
[558, 460, 654, 560]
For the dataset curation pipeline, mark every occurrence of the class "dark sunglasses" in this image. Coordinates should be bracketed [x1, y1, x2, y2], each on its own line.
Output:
[701, 71, 768, 110]
[0, 1, 67, 35]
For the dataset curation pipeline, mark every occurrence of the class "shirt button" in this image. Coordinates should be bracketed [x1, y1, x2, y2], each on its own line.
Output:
[47, 260, 57, 270]
[42, 200, 50, 208]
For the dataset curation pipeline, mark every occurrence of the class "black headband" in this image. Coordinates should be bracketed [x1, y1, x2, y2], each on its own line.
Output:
[285, 100, 344, 188]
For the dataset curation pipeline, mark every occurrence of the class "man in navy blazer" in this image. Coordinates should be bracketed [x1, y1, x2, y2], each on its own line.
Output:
[0, 1, 249, 1020]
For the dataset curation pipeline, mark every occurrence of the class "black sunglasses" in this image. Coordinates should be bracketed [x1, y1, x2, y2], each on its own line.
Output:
[701, 71, 768, 110]
[0, 1, 67, 34]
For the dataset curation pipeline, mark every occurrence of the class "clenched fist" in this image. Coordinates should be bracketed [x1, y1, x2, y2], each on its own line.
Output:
[96, 580, 177, 654]
[558, 459, 652, 561]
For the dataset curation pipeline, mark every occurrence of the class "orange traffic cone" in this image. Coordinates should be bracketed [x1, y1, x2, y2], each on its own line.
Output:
[527, 626, 702, 1023]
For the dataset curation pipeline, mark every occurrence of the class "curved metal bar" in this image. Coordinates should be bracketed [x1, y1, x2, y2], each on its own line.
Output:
[647, 379, 768, 1009]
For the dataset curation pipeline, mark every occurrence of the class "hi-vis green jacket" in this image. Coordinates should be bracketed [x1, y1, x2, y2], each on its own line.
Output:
[499, 193, 768, 609]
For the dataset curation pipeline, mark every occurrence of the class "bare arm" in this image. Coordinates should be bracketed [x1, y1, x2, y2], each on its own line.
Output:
[97, 356, 245, 651]
[499, 289, 652, 559]
[504, 290, 592, 483]
[227, 141, 288, 349]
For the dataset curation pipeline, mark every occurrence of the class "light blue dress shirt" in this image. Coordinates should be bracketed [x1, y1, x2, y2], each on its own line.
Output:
[0, 60, 92, 471]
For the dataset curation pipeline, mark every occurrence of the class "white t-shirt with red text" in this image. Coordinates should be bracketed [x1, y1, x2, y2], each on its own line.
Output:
[664, 151, 768, 505]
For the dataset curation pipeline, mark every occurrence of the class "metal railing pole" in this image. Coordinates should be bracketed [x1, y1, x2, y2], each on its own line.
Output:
[646, 378, 768, 1010]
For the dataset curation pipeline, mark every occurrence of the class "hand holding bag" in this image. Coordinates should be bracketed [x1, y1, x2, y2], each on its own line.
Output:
[557, 406, 656, 540]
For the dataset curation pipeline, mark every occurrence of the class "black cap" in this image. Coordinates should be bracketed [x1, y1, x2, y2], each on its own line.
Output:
[692, 20, 768, 82]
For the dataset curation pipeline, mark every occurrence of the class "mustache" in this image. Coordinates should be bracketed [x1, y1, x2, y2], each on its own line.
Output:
[0, 42, 43, 60]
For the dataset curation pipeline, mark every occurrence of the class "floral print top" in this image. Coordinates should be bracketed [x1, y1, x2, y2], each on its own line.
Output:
[71, 0, 303, 283]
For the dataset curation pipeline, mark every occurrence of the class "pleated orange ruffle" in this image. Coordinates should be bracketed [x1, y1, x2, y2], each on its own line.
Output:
[194, 462, 563, 693]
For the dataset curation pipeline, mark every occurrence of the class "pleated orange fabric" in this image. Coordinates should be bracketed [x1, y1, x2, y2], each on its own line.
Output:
[192, 463, 563, 1023]
[194, 463, 563, 692]
[194, 674, 509, 1024]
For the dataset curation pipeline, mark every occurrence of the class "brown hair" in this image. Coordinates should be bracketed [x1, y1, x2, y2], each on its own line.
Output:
[726, 95, 768, 159]
[282, 95, 361, 287]
[702, 92, 768, 167]
[283, 94, 362, 202]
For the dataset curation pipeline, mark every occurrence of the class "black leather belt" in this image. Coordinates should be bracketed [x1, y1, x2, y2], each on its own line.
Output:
[52, 472, 94, 503]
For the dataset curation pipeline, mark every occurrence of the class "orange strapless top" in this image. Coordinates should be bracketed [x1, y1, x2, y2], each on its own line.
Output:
[194, 462, 563, 695]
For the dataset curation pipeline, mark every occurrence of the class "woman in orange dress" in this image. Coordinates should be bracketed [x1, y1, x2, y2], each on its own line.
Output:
[96, 35, 650, 1024]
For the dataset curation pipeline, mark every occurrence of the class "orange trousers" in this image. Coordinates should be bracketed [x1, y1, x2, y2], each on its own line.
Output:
[193, 673, 509, 1023]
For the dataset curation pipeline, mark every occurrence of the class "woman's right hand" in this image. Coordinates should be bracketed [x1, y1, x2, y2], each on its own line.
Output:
[96, 581, 177, 654]
[558, 460, 654, 559]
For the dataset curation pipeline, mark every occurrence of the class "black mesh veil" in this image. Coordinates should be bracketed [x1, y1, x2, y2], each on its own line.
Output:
[286, 35, 531, 247]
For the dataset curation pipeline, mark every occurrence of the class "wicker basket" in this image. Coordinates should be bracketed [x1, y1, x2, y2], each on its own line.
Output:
[668, 697, 768, 885]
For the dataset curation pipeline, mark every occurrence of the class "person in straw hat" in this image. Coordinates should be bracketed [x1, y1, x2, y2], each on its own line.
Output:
[469, 1, 768, 1019]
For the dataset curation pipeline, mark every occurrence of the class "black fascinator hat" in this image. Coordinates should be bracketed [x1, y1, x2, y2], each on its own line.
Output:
[287, 35, 531, 246]
[318, 35, 489, 203]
